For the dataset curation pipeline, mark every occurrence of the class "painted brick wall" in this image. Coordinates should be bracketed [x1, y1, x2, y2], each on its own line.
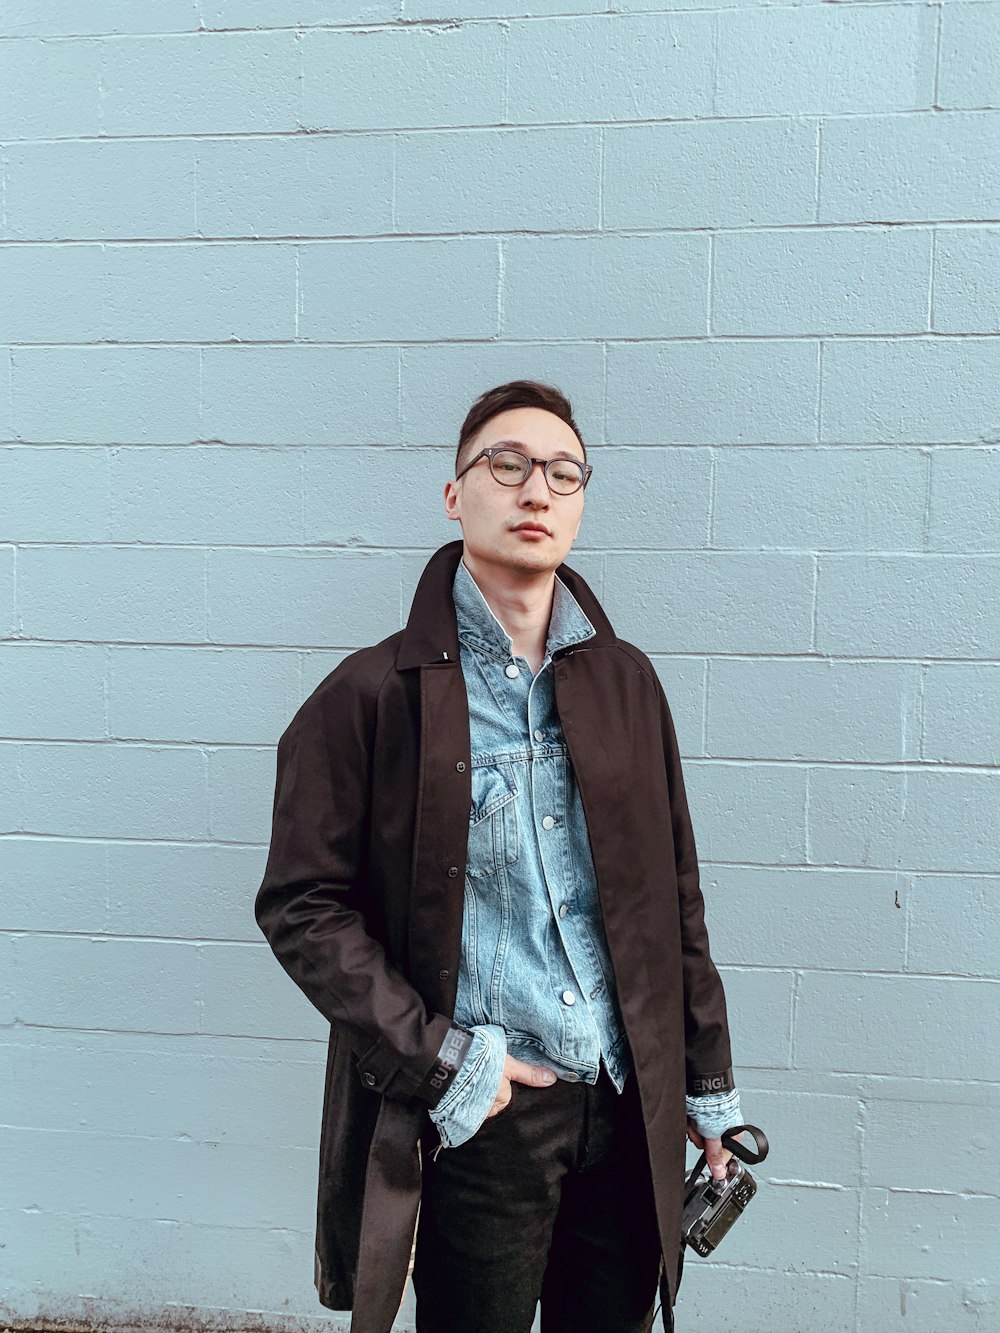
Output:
[2, 3, 998, 1332]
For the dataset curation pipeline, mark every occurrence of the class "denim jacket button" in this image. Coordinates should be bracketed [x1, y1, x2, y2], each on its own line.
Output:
[541, 814, 555, 829]
[505, 663, 520, 678]
[561, 990, 576, 1005]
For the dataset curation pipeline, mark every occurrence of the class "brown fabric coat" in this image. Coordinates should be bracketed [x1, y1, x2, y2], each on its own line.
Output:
[255, 539, 736, 1333]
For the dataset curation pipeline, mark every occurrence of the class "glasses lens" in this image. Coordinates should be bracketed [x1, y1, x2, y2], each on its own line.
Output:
[489, 450, 585, 493]
[490, 450, 531, 484]
[546, 458, 585, 494]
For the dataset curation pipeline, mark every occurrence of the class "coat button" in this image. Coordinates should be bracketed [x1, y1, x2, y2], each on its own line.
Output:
[448, 866, 458, 877]
[439, 969, 450, 980]
[561, 990, 576, 1005]
[505, 663, 520, 678]
[456, 760, 466, 771]
[541, 814, 555, 830]
[363, 1072, 376, 1086]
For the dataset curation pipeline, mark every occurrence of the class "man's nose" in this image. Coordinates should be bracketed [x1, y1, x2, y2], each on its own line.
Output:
[519, 462, 551, 502]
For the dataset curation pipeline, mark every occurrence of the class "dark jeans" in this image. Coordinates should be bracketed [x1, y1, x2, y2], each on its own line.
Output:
[413, 1065, 670, 1333]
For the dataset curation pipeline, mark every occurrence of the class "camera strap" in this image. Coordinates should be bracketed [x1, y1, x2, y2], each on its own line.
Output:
[685, 1122, 769, 1190]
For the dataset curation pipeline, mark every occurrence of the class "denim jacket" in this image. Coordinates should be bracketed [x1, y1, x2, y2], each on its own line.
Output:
[427, 557, 741, 1149]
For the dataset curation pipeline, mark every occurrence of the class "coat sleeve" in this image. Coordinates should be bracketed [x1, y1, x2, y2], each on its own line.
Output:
[654, 673, 737, 1097]
[254, 668, 474, 1109]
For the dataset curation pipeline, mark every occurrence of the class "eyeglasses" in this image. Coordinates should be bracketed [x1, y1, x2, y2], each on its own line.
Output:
[455, 447, 592, 496]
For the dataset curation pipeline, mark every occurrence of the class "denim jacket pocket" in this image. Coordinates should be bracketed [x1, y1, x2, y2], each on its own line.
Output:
[466, 762, 520, 878]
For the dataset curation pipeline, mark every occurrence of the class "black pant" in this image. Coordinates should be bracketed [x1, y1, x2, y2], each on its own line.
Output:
[413, 1065, 668, 1333]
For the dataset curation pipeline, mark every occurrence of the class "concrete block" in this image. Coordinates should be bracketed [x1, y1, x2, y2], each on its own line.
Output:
[934, 227, 1000, 333]
[796, 974, 999, 1080]
[12, 346, 200, 444]
[922, 665, 1000, 765]
[604, 118, 817, 230]
[714, 227, 931, 336]
[396, 127, 601, 234]
[200, 344, 400, 446]
[717, 967, 795, 1071]
[704, 866, 906, 974]
[18, 545, 206, 642]
[107, 839, 266, 942]
[907, 875, 1000, 978]
[197, 133, 394, 237]
[101, 30, 300, 135]
[686, 759, 809, 867]
[928, 446, 1000, 553]
[13, 935, 201, 1032]
[299, 237, 499, 341]
[18, 740, 206, 839]
[716, 4, 936, 116]
[5, 139, 196, 240]
[821, 111, 1000, 224]
[939, 2, 1000, 110]
[111, 445, 301, 544]
[3, 643, 107, 739]
[503, 234, 708, 339]
[0, 37, 103, 139]
[708, 658, 922, 762]
[607, 339, 819, 445]
[858, 1275, 1000, 1330]
[605, 551, 815, 653]
[862, 1188, 999, 1282]
[816, 554, 1000, 657]
[507, 12, 714, 123]
[0, 836, 109, 933]
[0, 447, 110, 542]
[206, 547, 402, 647]
[302, 23, 504, 131]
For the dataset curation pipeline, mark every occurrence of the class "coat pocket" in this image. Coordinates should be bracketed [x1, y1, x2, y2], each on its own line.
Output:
[466, 762, 520, 877]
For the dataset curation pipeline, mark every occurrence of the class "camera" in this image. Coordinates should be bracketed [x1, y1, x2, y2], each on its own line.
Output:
[681, 1124, 769, 1257]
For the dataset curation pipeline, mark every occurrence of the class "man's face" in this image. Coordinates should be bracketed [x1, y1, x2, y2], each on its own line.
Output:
[443, 407, 587, 575]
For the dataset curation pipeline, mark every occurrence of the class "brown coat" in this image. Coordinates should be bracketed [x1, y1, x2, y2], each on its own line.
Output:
[255, 539, 736, 1333]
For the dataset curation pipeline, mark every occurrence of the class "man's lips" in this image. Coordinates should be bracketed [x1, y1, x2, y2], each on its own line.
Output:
[512, 523, 550, 536]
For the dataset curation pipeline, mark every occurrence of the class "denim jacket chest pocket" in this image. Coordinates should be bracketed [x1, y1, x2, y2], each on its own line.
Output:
[466, 762, 520, 879]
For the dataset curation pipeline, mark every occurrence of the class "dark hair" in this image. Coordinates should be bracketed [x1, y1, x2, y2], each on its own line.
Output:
[454, 379, 587, 478]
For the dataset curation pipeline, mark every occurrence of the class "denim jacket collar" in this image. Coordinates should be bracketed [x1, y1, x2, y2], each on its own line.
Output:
[452, 554, 596, 668]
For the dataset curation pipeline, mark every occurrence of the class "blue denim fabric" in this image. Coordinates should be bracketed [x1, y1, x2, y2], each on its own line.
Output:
[427, 557, 739, 1149]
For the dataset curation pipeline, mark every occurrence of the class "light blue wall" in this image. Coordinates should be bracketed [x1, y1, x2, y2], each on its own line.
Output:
[2, 3, 998, 1332]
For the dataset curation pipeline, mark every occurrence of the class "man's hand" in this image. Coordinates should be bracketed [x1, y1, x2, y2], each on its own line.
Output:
[686, 1119, 734, 1183]
[485, 1054, 557, 1118]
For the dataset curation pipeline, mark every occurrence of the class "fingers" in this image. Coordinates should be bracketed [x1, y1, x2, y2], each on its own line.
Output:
[703, 1137, 734, 1182]
[504, 1055, 557, 1087]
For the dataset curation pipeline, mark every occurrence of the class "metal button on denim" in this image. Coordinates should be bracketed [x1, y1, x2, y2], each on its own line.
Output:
[562, 990, 576, 1005]
[541, 814, 555, 829]
[505, 663, 519, 678]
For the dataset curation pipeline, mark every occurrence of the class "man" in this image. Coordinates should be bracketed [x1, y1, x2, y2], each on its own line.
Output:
[255, 380, 742, 1333]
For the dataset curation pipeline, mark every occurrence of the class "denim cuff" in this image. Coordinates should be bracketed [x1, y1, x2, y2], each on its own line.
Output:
[686, 1087, 742, 1140]
[426, 1023, 508, 1149]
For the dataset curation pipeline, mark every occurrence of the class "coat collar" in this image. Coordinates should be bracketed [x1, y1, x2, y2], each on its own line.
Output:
[396, 539, 617, 670]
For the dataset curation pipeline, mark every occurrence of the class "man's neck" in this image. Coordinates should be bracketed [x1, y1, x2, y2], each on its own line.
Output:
[461, 553, 554, 671]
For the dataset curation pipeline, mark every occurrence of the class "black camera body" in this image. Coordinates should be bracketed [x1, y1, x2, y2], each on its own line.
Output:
[681, 1124, 769, 1258]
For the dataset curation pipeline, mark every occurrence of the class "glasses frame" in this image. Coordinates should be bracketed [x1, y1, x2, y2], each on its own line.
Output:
[454, 446, 593, 495]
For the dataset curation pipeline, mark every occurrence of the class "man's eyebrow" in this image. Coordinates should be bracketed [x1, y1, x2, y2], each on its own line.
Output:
[489, 438, 583, 462]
